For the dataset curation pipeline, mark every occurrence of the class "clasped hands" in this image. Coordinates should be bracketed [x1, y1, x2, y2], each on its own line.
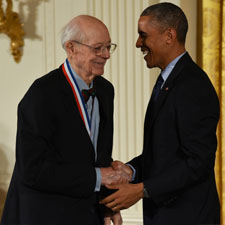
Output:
[100, 161, 144, 214]
[100, 161, 133, 225]
[100, 160, 132, 185]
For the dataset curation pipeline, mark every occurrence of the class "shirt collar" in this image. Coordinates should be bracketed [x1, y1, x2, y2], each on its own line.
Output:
[67, 61, 93, 90]
[161, 51, 186, 82]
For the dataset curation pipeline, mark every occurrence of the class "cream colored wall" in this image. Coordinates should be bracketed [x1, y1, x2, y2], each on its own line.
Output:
[0, 0, 196, 223]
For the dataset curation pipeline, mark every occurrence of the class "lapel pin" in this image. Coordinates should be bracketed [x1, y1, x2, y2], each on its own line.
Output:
[165, 87, 169, 91]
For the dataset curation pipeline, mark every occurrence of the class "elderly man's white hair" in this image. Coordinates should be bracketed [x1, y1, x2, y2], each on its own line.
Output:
[61, 16, 87, 50]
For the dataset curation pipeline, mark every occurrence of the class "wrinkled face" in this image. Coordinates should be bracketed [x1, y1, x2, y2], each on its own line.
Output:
[136, 16, 168, 70]
[70, 24, 111, 78]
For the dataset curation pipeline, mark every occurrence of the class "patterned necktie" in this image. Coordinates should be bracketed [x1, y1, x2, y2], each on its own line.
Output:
[152, 74, 164, 102]
[81, 88, 96, 103]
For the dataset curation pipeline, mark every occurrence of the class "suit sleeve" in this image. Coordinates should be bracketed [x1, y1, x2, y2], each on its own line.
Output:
[16, 81, 96, 198]
[144, 75, 220, 205]
[127, 155, 143, 183]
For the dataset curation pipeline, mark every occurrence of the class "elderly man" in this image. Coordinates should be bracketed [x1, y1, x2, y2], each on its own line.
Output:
[1, 15, 127, 225]
[101, 3, 220, 225]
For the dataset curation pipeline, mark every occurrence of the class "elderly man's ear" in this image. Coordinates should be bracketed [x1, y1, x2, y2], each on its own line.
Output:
[65, 41, 75, 55]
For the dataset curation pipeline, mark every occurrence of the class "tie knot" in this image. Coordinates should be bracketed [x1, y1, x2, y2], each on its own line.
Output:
[82, 88, 96, 103]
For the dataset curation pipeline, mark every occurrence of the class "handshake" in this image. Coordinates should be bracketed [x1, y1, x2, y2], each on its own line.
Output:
[100, 161, 133, 186]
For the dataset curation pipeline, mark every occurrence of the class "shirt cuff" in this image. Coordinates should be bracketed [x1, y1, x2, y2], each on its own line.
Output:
[126, 163, 136, 181]
[95, 167, 102, 192]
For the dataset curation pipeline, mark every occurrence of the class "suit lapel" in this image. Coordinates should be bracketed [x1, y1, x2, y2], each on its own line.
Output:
[58, 65, 94, 145]
[94, 78, 108, 162]
[145, 53, 190, 133]
[59, 67, 112, 165]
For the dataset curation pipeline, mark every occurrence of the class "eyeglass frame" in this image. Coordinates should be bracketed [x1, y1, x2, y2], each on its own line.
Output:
[70, 40, 117, 55]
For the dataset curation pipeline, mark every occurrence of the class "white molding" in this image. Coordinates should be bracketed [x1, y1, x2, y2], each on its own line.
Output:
[122, 220, 143, 225]
[160, 0, 181, 5]
[43, 0, 56, 73]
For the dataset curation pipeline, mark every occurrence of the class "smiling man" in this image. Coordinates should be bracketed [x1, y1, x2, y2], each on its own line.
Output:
[101, 3, 220, 225]
[0, 15, 127, 225]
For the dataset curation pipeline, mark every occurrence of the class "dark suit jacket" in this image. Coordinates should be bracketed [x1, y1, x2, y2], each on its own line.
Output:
[129, 53, 220, 225]
[1, 64, 114, 225]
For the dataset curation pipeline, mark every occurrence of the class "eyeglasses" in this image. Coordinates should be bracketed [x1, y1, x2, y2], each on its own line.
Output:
[71, 40, 117, 55]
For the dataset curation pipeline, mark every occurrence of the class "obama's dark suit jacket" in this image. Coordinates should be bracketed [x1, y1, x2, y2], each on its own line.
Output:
[1, 64, 114, 225]
[129, 52, 220, 225]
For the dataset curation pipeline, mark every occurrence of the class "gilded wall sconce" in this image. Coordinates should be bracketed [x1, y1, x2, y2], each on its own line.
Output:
[0, 0, 25, 63]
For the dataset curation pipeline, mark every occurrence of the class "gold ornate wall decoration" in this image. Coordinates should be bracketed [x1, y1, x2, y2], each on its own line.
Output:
[0, 0, 25, 63]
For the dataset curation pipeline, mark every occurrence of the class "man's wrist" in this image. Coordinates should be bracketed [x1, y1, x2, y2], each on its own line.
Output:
[126, 163, 136, 181]
[143, 184, 150, 198]
[95, 167, 101, 192]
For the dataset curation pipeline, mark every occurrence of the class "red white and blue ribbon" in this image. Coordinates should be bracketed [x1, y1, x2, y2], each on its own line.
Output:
[62, 59, 91, 135]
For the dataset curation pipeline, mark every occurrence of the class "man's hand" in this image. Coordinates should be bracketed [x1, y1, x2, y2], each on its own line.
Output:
[100, 161, 133, 186]
[111, 161, 133, 182]
[100, 167, 119, 186]
[104, 211, 122, 225]
[101, 167, 130, 185]
[100, 183, 144, 211]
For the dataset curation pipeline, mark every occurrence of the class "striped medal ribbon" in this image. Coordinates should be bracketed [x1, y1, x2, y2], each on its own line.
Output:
[62, 59, 91, 135]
